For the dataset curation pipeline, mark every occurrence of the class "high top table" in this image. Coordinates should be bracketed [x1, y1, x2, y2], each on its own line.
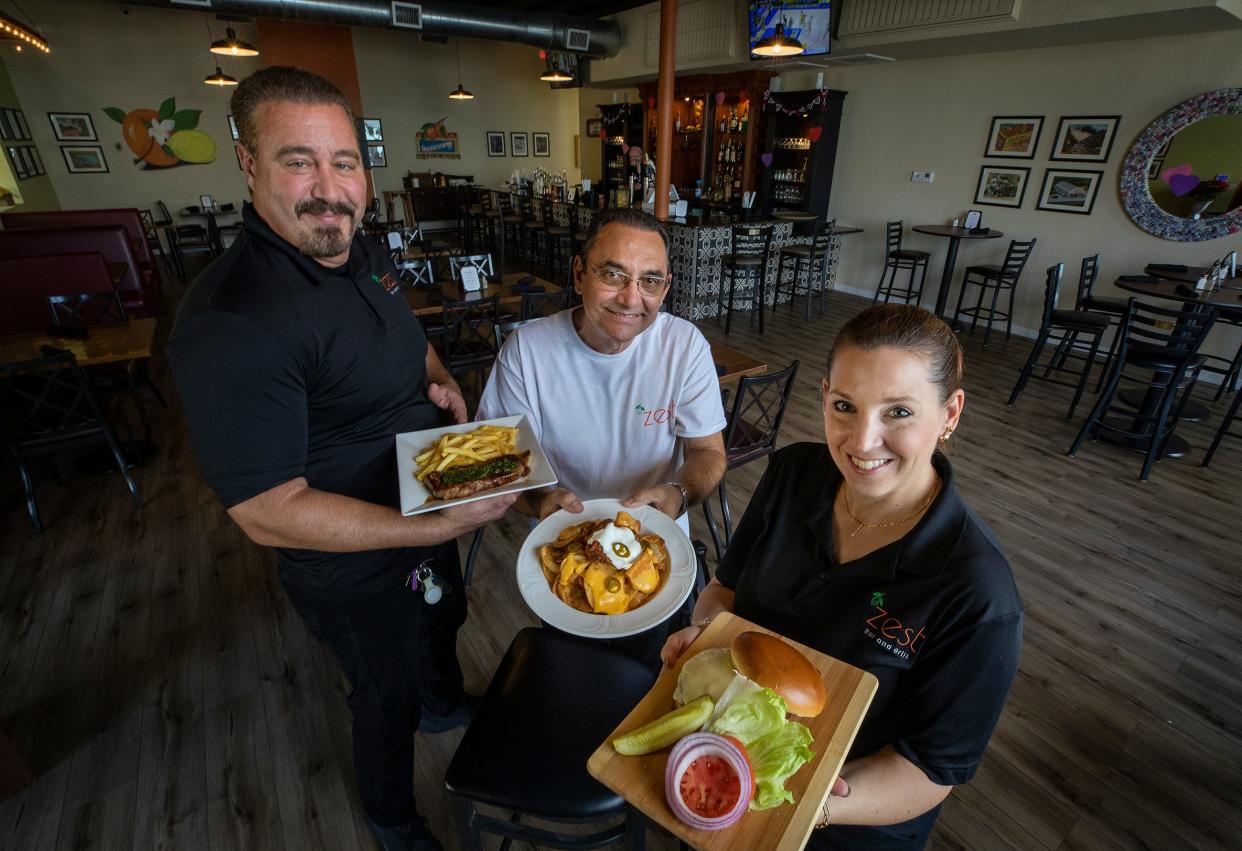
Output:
[911, 225, 1004, 317]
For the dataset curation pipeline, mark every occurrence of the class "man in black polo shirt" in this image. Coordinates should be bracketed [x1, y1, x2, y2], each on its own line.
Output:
[169, 66, 514, 851]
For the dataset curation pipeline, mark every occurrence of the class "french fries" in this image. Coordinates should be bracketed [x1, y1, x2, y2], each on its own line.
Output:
[414, 424, 518, 482]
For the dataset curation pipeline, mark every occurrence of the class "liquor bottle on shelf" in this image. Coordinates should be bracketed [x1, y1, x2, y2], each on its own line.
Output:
[719, 113, 727, 133]
[675, 113, 681, 132]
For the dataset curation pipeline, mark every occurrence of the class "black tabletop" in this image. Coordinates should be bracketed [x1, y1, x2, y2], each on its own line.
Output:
[912, 225, 1004, 239]
[1115, 275, 1242, 312]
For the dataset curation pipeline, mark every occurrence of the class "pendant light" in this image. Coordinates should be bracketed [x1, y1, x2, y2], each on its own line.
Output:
[751, 19, 805, 57]
[448, 41, 474, 100]
[204, 66, 238, 86]
[210, 26, 259, 58]
[0, 11, 50, 53]
[539, 52, 573, 83]
[202, 17, 238, 87]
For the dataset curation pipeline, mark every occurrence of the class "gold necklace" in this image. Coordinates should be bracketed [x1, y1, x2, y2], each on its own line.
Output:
[842, 480, 940, 538]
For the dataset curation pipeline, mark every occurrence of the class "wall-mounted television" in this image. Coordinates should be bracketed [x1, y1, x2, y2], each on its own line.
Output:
[749, 1, 832, 59]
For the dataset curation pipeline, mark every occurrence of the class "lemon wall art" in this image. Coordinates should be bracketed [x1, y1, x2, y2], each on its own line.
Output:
[103, 97, 217, 169]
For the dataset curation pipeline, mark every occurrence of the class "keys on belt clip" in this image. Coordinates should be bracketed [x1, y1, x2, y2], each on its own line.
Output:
[406, 558, 446, 605]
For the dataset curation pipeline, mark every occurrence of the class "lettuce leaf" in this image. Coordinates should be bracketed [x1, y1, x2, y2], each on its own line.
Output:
[709, 686, 787, 743]
[709, 687, 816, 810]
[745, 720, 815, 810]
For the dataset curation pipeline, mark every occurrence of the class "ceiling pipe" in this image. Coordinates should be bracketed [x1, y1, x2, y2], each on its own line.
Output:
[121, 0, 622, 58]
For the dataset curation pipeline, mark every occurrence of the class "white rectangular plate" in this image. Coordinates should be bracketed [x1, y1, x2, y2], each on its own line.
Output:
[396, 415, 557, 516]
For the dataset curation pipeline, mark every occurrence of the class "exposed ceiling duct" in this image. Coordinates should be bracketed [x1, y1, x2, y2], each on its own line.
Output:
[124, 0, 622, 58]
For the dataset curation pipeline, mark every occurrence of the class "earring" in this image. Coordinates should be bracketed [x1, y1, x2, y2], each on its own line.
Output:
[938, 428, 954, 444]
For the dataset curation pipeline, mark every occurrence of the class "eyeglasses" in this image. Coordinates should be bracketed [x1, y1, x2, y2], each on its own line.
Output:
[583, 258, 669, 296]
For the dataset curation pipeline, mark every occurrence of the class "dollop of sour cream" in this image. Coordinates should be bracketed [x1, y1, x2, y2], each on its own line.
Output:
[588, 522, 643, 569]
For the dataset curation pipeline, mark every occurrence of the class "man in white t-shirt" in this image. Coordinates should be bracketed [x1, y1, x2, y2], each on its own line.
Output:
[479, 208, 726, 531]
[479, 210, 726, 667]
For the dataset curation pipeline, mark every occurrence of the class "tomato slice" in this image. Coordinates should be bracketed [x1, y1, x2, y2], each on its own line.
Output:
[677, 755, 741, 819]
[720, 735, 756, 804]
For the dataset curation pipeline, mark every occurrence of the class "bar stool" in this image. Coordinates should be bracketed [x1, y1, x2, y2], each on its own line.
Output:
[445, 628, 652, 850]
[716, 223, 774, 334]
[773, 218, 835, 320]
[952, 237, 1037, 347]
[1007, 264, 1110, 420]
[1202, 380, 1242, 467]
[1068, 298, 1216, 481]
[521, 196, 548, 269]
[873, 220, 929, 304]
[540, 201, 573, 283]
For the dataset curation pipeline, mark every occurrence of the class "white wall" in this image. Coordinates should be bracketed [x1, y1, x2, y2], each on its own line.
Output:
[2, 0, 251, 213]
[784, 29, 1242, 359]
[0, 0, 584, 214]
[352, 30, 582, 192]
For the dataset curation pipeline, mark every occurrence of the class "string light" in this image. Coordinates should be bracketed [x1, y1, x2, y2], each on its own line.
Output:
[0, 12, 49, 53]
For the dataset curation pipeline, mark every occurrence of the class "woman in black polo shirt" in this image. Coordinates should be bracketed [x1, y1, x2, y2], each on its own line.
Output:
[661, 304, 1022, 850]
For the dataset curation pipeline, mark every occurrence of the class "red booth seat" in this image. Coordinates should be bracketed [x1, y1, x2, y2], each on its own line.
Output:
[0, 253, 117, 334]
[0, 226, 150, 318]
[1, 208, 163, 311]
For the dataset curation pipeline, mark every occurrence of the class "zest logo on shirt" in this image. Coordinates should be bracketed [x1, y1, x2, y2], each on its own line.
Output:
[863, 601, 926, 661]
[373, 272, 402, 296]
[634, 400, 677, 427]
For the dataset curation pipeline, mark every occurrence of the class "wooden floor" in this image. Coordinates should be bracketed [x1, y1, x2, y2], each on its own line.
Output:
[2, 267, 1240, 851]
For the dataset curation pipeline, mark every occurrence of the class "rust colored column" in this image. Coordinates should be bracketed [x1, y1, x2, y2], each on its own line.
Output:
[654, 0, 677, 219]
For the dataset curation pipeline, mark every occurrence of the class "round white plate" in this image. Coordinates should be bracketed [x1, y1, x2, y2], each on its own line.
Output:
[516, 498, 696, 639]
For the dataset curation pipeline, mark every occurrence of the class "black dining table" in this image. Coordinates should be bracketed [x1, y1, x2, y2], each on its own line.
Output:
[911, 225, 1004, 317]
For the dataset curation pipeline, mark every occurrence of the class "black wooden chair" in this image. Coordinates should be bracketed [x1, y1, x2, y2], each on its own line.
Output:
[1202, 379, 1242, 468]
[1068, 299, 1216, 481]
[952, 237, 1037, 347]
[773, 218, 835, 319]
[703, 360, 799, 564]
[157, 200, 214, 280]
[445, 628, 652, 850]
[520, 289, 569, 321]
[396, 257, 435, 288]
[1, 349, 142, 532]
[716, 223, 774, 335]
[1007, 264, 1110, 420]
[1071, 254, 1128, 391]
[215, 202, 243, 248]
[448, 253, 495, 282]
[873, 220, 929, 305]
[440, 296, 500, 393]
[139, 208, 176, 277]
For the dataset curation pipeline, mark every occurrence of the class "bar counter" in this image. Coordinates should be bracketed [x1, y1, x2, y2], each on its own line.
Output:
[484, 188, 857, 321]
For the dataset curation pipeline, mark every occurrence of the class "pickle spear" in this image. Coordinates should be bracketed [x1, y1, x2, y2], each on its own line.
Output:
[612, 695, 715, 756]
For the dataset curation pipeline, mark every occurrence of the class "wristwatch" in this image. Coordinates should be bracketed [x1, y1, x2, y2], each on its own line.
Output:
[666, 481, 690, 517]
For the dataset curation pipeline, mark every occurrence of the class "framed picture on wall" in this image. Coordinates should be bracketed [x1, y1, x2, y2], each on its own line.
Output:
[1049, 115, 1120, 162]
[0, 110, 12, 140]
[367, 144, 387, 168]
[11, 110, 31, 141]
[974, 165, 1030, 207]
[23, 147, 44, 176]
[1147, 158, 1164, 180]
[7, 146, 29, 179]
[533, 132, 550, 157]
[362, 118, 383, 142]
[586, 117, 602, 137]
[48, 112, 97, 141]
[511, 132, 529, 157]
[486, 130, 505, 157]
[62, 145, 109, 174]
[983, 116, 1043, 159]
[1036, 168, 1103, 215]
[227, 114, 239, 141]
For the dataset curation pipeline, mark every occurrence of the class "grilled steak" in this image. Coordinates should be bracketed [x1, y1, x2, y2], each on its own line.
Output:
[424, 451, 532, 500]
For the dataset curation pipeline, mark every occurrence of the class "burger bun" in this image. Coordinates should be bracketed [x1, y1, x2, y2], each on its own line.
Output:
[730, 631, 826, 718]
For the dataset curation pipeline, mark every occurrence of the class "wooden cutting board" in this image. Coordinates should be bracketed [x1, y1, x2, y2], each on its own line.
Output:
[587, 612, 878, 851]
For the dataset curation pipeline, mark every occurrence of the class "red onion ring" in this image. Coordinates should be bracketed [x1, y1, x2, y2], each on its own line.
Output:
[664, 732, 753, 831]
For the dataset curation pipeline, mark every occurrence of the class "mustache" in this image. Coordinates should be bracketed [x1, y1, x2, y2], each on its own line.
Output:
[295, 198, 357, 219]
